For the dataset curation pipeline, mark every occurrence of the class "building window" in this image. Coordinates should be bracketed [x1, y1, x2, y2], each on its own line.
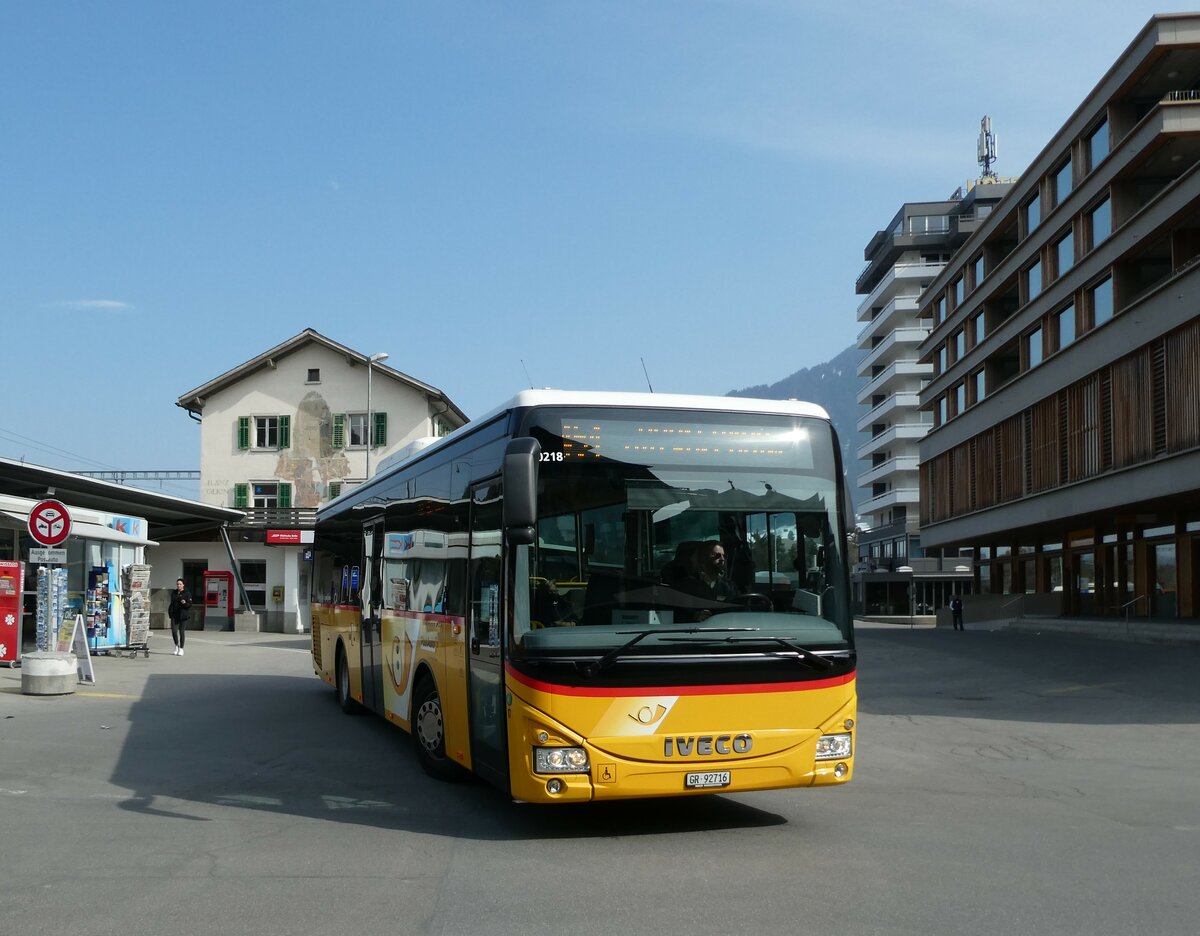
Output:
[252, 481, 292, 509]
[336, 412, 388, 449]
[954, 329, 965, 360]
[1026, 326, 1043, 369]
[433, 416, 452, 437]
[934, 295, 945, 324]
[238, 415, 291, 451]
[307, 368, 321, 383]
[955, 383, 966, 414]
[1055, 230, 1074, 278]
[1054, 158, 1073, 205]
[1088, 117, 1109, 170]
[1090, 277, 1114, 327]
[974, 313, 986, 345]
[256, 416, 280, 449]
[348, 413, 370, 448]
[1025, 192, 1041, 235]
[972, 254, 985, 290]
[1089, 196, 1111, 248]
[953, 277, 964, 307]
[1057, 303, 1076, 349]
[328, 481, 343, 500]
[1026, 259, 1042, 302]
[937, 345, 947, 373]
[938, 396, 948, 424]
[974, 369, 986, 403]
[909, 214, 950, 234]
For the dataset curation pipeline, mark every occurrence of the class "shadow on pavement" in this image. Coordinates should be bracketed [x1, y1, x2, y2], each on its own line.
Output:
[110, 669, 787, 839]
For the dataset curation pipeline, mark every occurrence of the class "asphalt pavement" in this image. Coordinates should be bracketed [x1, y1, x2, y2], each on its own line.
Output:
[2, 624, 1199, 936]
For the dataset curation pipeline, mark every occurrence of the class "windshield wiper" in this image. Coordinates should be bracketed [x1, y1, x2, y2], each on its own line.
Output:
[581, 626, 756, 677]
[709, 635, 836, 671]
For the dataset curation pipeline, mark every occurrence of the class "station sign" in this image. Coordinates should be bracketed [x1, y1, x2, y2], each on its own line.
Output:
[266, 529, 314, 545]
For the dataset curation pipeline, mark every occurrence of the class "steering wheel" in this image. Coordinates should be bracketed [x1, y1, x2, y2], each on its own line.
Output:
[733, 592, 773, 612]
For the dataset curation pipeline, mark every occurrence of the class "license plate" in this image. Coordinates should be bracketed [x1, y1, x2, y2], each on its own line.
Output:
[685, 770, 731, 789]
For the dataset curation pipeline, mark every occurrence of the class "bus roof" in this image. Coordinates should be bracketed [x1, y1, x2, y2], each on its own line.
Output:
[319, 390, 832, 521]
[476, 389, 831, 424]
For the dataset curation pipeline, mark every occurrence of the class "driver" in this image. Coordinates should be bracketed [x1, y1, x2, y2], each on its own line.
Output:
[692, 541, 736, 602]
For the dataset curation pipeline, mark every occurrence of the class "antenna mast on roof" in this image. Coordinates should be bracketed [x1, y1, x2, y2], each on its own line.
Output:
[978, 115, 998, 179]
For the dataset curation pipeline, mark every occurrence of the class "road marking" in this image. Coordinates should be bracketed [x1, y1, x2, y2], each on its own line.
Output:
[78, 691, 137, 699]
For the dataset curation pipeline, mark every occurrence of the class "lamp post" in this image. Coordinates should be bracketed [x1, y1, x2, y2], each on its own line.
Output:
[365, 352, 389, 479]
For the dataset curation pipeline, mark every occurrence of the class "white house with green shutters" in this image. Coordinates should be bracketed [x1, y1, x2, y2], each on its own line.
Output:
[171, 328, 467, 632]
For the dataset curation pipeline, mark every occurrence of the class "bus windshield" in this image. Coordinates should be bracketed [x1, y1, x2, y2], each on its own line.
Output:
[511, 406, 852, 662]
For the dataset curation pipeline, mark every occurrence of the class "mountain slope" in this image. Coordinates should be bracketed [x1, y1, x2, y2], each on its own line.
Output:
[727, 345, 866, 513]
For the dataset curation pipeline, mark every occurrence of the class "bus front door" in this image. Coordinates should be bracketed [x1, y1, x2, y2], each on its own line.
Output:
[360, 519, 383, 714]
[468, 482, 507, 788]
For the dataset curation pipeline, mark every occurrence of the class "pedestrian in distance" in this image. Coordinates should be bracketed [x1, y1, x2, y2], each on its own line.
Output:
[950, 595, 964, 631]
[168, 578, 191, 656]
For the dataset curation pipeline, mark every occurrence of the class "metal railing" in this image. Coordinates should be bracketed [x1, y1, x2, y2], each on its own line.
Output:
[233, 507, 318, 528]
[1119, 594, 1145, 638]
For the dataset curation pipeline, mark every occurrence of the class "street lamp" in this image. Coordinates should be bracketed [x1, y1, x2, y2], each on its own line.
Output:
[365, 352, 389, 479]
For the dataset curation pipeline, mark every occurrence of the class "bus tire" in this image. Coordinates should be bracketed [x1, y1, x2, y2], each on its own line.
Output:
[413, 677, 464, 782]
[336, 645, 360, 715]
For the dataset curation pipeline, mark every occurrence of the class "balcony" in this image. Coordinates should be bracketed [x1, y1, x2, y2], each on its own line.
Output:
[856, 328, 929, 374]
[857, 424, 927, 460]
[857, 487, 920, 515]
[856, 262, 945, 321]
[858, 360, 931, 400]
[855, 392, 921, 431]
[856, 455, 919, 488]
[857, 295, 921, 345]
[234, 507, 318, 528]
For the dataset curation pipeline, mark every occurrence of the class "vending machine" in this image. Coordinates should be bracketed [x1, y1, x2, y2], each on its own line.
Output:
[203, 570, 235, 631]
[0, 560, 23, 666]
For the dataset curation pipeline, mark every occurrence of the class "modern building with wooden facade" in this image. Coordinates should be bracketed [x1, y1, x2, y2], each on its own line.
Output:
[916, 13, 1200, 623]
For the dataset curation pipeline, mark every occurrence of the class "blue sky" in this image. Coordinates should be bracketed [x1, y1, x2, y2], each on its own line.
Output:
[0, 1, 1179, 499]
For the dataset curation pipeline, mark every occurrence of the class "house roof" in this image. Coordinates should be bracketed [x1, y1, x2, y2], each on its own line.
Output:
[174, 327, 468, 423]
[0, 457, 243, 541]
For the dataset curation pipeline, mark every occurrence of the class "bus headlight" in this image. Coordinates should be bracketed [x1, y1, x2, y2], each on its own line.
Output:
[815, 733, 852, 761]
[533, 746, 590, 774]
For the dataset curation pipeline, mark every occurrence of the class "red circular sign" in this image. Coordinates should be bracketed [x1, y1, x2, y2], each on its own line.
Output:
[28, 499, 72, 547]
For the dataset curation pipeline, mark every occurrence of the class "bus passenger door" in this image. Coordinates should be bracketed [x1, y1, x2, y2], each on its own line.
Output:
[468, 481, 507, 788]
[360, 519, 384, 714]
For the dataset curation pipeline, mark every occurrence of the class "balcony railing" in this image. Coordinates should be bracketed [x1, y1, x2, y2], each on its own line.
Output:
[234, 507, 318, 528]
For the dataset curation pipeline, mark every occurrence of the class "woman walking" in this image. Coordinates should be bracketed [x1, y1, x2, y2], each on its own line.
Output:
[168, 578, 191, 656]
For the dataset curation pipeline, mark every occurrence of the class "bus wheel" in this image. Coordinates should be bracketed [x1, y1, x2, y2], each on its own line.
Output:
[336, 647, 360, 715]
[413, 679, 464, 781]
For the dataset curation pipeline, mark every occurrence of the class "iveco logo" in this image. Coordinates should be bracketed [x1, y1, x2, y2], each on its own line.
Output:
[664, 734, 752, 757]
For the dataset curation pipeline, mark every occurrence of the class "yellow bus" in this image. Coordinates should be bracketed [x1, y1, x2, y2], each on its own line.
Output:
[309, 391, 856, 803]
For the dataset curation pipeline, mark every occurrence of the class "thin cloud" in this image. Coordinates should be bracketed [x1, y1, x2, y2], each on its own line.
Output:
[46, 300, 135, 312]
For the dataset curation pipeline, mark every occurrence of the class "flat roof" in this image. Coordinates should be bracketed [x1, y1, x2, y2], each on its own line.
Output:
[0, 457, 243, 541]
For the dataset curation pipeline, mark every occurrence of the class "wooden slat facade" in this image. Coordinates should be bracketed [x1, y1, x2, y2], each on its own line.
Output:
[921, 318, 1200, 525]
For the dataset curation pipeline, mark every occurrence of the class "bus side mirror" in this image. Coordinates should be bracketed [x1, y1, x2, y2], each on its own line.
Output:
[503, 437, 540, 545]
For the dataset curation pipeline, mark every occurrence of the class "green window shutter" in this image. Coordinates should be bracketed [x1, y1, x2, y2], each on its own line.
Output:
[373, 412, 387, 448]
[328, 481, 342, 500]
[237, 417, 250, 450]
[331, 413, 345, 449]
[233, 483, 249, 509]
[278, 415, 291, 449]
[278, 483, 292, 509]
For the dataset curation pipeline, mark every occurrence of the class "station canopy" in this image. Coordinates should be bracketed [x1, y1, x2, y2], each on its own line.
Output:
[0, 457, 242, 542]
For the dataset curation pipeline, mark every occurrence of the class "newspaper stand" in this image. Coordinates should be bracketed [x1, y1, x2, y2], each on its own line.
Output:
[121, 564, 152, 659]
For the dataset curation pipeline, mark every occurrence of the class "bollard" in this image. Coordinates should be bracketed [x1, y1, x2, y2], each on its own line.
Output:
[20, 651, 78, 696]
